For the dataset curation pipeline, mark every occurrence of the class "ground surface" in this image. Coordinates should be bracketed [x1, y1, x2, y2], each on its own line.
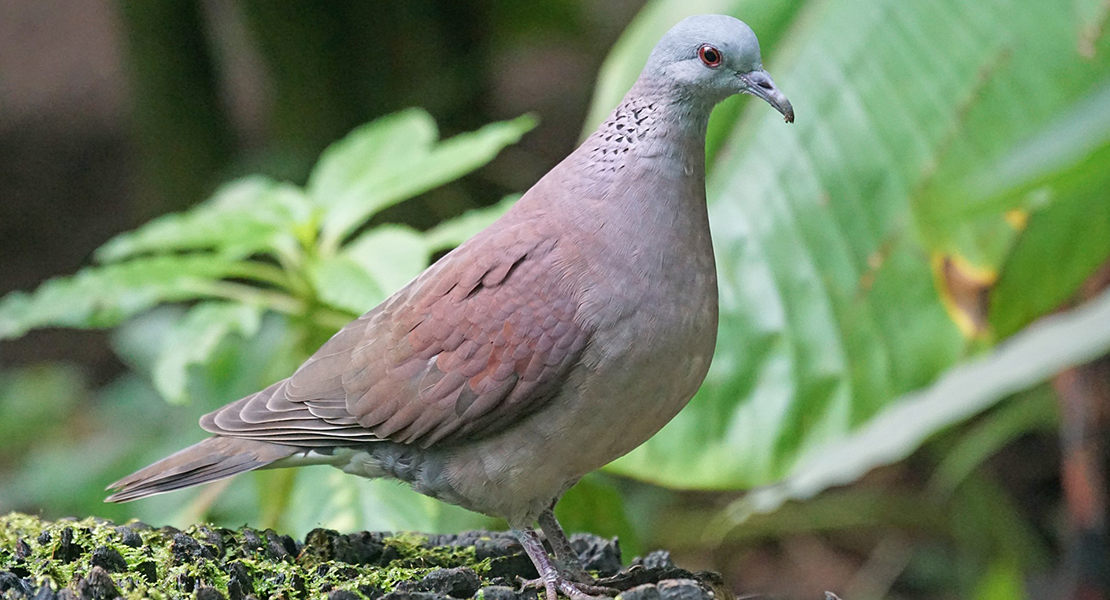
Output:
[0, 513, 729, 600]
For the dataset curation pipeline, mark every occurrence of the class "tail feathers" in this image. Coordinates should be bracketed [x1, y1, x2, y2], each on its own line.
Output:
[106, 436, 299, 502]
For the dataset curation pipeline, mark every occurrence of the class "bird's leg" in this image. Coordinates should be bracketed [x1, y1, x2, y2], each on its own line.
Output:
[537, 507, 598, 584]
[512, 528, 616, 600]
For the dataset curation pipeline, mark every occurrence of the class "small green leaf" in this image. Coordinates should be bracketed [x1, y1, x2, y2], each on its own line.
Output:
[343, 225, 430, 292]
[310, 225, 429, 315]
[0, 255, 247, 340]
[153, 302, 263, 404]
[423, 195, 518, 252]
[96, 177, 312, 263]
[307, 109, 439, 208]
[316, 114, 536, 252]
[309, 256, 387, 316]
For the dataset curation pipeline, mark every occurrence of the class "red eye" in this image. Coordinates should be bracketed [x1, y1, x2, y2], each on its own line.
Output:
[698, 44, 722, 68]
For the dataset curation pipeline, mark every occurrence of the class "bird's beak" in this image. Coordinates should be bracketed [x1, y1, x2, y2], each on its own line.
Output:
[739, 69, 794, 123]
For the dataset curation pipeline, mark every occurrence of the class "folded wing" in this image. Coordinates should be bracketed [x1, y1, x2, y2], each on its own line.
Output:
[201, 221, 590, 449]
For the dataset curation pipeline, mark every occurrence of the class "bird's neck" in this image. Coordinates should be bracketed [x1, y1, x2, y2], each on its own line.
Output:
[510, 76, 718, 281]
[567, 76, 714, 204]
[507, 76, 717, 252]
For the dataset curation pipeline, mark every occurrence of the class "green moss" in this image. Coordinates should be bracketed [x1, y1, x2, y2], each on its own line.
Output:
[1, 512, 726, 600]
[0, 512, 490, 599]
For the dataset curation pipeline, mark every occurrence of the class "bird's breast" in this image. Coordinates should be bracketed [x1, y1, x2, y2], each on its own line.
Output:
[547, 194, 719, 469]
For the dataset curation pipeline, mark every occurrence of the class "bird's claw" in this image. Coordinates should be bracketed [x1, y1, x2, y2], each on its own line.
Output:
[518, 575, 618, 600]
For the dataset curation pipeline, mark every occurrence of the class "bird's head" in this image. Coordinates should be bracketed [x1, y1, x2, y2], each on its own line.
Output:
[645, 14, 794, 123]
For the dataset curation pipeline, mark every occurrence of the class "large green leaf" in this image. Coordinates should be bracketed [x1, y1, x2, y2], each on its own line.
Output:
[602, 0, 1110, 489]
[1078, 0, 1110, 57]
[312, 110, 536, 252]
[0, 256, 249, 340]
[984, 82, 1110, 336]
[722, 285, 1110, 521]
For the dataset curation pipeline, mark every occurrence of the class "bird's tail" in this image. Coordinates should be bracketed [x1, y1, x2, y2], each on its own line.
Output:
[105, 436, 299, 502]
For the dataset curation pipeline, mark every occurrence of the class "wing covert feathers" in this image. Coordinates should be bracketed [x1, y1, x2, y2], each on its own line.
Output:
[196, 222, 589, 450]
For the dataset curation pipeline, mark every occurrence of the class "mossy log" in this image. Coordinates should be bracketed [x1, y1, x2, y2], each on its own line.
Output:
[0, 513, 731, 600]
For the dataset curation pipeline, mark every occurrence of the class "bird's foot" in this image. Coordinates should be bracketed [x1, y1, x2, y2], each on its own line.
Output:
[518, 575, 617, 600]
[513, 527, 617, 600]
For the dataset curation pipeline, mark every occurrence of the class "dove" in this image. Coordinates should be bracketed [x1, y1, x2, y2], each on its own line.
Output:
[107, 14, 793, 600]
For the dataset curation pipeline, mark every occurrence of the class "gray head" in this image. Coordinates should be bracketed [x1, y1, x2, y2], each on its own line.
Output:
[644, 15, 794, 123]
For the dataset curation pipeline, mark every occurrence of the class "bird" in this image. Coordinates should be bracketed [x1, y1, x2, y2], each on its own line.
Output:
[107, 14, 793, 600]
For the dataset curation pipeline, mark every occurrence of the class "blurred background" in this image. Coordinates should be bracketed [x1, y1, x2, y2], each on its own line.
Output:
[2, 1, 1109, 599]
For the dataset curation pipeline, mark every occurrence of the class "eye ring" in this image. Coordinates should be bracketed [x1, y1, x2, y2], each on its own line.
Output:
[698, 44, 722, 68]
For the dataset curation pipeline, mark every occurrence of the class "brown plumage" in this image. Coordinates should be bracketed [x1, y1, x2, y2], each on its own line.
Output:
[200, 224, 587, 449]
[106, 437, 297, 503]
[106, 219, 588, 501]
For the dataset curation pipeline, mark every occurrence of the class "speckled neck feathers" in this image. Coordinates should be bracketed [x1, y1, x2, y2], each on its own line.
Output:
[567, 77, 714, 198]
[585, 96, 661, 173]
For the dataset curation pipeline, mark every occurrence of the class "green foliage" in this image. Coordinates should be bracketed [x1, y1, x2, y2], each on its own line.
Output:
[95, 177, 312, 263]
[0, 355, 227, 527]
[284, 469, 496, 539]
[726, 287, 1110, 520]
[0, 256, 248, 339]
[973, 558, 1027, 600]
[985, 83, 1110, 336]
[311, 111, 537, 253]
[0, 513, 490, 600]
[555, 474, 642, 558]
[588, 0, 1110, 492]
[0, 109, 534, 532]
[0, 108, 533, 394]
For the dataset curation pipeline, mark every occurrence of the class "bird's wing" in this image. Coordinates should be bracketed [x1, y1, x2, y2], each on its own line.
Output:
[200, 220, 590, 448]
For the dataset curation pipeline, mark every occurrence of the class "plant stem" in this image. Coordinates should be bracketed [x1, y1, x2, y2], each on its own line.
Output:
[311, 307, 358, 332]
[227, 261, 298, 291]
[192, 280, 305, 315]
